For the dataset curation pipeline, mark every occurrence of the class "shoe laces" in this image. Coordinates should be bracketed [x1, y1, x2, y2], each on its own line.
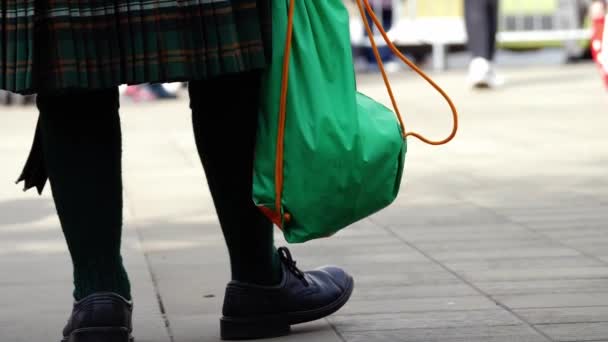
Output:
[278, 247, 309, 286]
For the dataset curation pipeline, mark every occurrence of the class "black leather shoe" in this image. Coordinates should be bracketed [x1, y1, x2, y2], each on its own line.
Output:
[220, 247, 354, 340]
[61, 292, 133, 342]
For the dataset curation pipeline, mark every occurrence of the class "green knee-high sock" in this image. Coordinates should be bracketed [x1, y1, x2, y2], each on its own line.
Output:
[189, 72, 281, 286]
[37, 89, 131, 301]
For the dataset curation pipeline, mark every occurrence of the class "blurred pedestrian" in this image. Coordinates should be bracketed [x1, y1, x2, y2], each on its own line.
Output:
[123, 84, 157, 102]
[590, 0, 608, 88]
[122, 83, 178, 102]
[147, 83, 178, 99]
[1, 90, 36, 106]
[362, 0, 400, 72]
[1, 1, 353, 341]
[464, 0, 504, 88]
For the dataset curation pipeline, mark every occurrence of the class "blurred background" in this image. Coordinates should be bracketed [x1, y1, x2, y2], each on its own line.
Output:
[2, 0, 605, 106]
[350, 0, 595, 70]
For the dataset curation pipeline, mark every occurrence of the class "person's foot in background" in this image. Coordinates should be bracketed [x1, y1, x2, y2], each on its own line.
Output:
[1, 90, 36, 106]
[123, 85, 157, 102]
[464, 0, 502, 89]
[22, 94, 36, 105]
[147, 83, 178, 99]
[0, 90, 13, 105]
[467, 57, 504, 89]
[382, 60, 402, 73]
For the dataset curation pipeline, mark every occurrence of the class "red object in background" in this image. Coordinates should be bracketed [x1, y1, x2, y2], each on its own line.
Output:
[591, 16, 608, 88]
[124, 85, 156, 102]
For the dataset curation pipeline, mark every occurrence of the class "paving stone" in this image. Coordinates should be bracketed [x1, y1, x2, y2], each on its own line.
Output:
[341, 325, 548, 342]
[456, 267, 608, 282]
[352, 283, 478, 300]
[168, 314, 342, 342]
[412, 239, 567, 253]
[535, 322, 608, 341]
[370, 205, 508, 227]
[430, 248, 583, 262]
[536, 228, 608, 240]
[475, 279, 608, 296]
[331, 260, 449, 275]
[329, 309, 521, 331]
[496, 293, 608, 309]
[516, 307, 608, 324]
[352, 271, 462, 287]
[340, 296, 499, 315]
[389, 223, 537, 243]
[445, 256, 604, 271]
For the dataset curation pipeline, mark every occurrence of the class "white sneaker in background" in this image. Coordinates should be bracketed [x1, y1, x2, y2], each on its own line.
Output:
[383, 60, 401, 74]
[467, 57, 504, 89]
[486, 68, 505, 88]
[162, 82, 182, 95]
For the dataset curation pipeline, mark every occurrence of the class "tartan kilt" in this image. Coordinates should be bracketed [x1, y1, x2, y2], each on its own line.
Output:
[0, 0, 272, 95]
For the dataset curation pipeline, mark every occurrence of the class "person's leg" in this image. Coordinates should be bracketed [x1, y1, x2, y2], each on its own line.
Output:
[465, 0, 491, 60]
[189, 72, 281, 286]
[147, 83, 178, 99]
[465, 0, 503, 87]
[362, 8, 394, 67]
[190, 72, 354, 340]
[363, 11, 377, 64]
[486, 0, 499, 61]
[380, 7, 394, 62]
[37, 88, 131, 301]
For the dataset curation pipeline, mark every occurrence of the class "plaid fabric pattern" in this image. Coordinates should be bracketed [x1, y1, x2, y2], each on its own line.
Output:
[0, 0, 271, 94]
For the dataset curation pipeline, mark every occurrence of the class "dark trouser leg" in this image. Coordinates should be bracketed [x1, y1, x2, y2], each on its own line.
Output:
[37, 88, 131, 300]
[363, 7, 394, 63]
[189, 72, 281, 286]
[465, 0, 499, 60]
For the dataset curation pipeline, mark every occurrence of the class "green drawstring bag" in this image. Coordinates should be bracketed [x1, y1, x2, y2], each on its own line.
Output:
[253, 0, 458, 243]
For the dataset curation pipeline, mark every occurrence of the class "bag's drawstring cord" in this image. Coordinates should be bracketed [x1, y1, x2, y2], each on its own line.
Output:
[272, 0, 297, 225]
[356, 0, 459, 145]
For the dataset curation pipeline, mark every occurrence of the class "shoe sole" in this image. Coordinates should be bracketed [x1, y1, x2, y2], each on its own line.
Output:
[220, 275, 355, 340]
[62, 327, 133, 342]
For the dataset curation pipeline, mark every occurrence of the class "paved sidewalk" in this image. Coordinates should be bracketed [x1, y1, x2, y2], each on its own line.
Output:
[1, 64, 607, 342]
